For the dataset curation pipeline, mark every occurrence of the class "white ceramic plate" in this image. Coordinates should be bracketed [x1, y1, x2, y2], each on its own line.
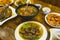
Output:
[50, 28, 60, 40]
[15, 21, 47, 40]
[0, 6, 17, 25]
[45, 12, 60, 28]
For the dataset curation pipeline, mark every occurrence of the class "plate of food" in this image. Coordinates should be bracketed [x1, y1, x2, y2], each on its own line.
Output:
[15, 21, 47, 40]
[0, 6, 17, 25]
[0, 0, 14, 6]
[45, 12, 60, 28]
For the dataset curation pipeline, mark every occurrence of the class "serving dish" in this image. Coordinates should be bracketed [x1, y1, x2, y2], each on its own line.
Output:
[0, 0, 14, 6]
[16, 4, 41, 21]
[15, 21, 48, 40]
[45, 12, 60, 28]
[50, 28, 60, 40]
[0, 6, 17, 25]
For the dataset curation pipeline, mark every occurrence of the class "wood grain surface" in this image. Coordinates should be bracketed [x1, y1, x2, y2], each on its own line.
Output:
[0, 0, 60, 40]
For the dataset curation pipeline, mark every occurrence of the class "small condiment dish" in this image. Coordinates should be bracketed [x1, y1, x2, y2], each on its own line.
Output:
[42, 7, 51, 14]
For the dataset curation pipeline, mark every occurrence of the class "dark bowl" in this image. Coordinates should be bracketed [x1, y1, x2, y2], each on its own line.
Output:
[16, 4, 39, 21]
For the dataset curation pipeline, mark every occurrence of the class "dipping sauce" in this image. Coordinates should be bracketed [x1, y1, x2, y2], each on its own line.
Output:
[19, 22, 43, 40]
[17, 6, 38, 16]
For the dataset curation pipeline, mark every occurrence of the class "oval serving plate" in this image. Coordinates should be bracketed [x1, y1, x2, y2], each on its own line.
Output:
[15, 21, 48, 40]
[0, 6, 17, 25]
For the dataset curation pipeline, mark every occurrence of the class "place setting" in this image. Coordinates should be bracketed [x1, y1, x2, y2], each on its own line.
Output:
[0, 0, 60, 40]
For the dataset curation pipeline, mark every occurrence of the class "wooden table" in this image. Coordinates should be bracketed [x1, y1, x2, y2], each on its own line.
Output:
[0, 0, 60, 40]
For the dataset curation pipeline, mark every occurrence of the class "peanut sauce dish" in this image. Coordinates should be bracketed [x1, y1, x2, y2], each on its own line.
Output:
[45, 12, 60, 28]
[0, 6, 17, 25]
[15, 21, 47, 40]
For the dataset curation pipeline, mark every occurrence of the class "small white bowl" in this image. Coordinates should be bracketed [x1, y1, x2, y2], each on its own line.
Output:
[45, 12, 60, 28]
[15, 21, 47, 40]
[0, 6, 17, 25]
[42, 7, 51, 14]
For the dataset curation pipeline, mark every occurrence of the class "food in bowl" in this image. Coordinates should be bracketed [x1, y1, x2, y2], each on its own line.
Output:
[0, 7, 12, 21]
[16, 4, 39, 20]
[17, 6, 38, 16]
[19, 22, 43, 40]
[46, 13, 60, 27]
[0, 0, 13, 6]
[15, 21, 47, 40]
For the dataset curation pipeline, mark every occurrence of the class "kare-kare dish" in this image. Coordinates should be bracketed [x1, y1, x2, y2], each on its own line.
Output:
[17, 6, 38, 16]
[19, 22, 43, 40]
